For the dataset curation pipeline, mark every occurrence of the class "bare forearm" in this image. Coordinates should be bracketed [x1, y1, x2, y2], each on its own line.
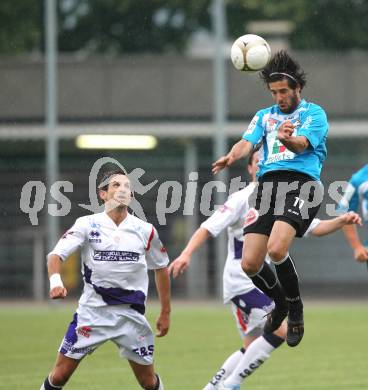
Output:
[47, 254, 63, 277]
[47, 254, 68, 299]
[182, 227, 211, 256]
[155, 267, 171, 314]
[342, 224, 362, 249]
[279, 136, 309, 154]
[311, 217, 344, 236]
[227, 139, 253, 163]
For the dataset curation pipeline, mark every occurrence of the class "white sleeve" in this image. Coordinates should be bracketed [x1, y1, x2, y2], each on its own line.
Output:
[201, 193, 246, 237]
[303, 218, 321, 237]
[145, 226, 170, 270]
[48, 217, 87, 261]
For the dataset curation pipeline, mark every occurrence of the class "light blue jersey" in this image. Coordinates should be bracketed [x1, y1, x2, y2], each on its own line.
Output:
[242, 99, 328, 180]
[340, 164, 368, 246]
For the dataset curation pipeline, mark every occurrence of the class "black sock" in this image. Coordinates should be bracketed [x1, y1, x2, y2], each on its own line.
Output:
[249, 262, 286, 308]
[43, 376, 62, 390]
[263, 332, 285, 348]
[273, 255, 303, 310]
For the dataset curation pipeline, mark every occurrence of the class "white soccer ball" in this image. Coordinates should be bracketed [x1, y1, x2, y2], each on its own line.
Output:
[230, 34, 271, 72]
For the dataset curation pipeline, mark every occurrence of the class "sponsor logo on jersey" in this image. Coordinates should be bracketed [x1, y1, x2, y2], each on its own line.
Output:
[89, 230, 102, 243]
[93, 250, 140, 262]
[271, 139, 286, 154]
[160, 246, 167, 253]
[284, 113, 299, 121]
[266, 118, 278, 133]
[90, 230, 100, 237]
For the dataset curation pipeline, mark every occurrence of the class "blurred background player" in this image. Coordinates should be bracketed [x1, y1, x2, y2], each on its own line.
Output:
[40, 170, 170, 390]
[212, 50, 329, 347]
[340, 163, 368, 264]
[170, 150, 361, 390]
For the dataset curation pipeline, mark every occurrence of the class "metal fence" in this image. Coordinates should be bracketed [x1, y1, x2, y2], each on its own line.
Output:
[1, 133, 367, 300]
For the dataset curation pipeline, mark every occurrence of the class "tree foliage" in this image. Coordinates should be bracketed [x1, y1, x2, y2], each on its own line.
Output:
[58, 0, 211, 54]
[1, 0, 368, 54]
[0, 1, 42, 54]
[228, 0, 368, 51]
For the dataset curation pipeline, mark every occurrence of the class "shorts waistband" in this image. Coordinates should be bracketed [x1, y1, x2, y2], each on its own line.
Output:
[260, 170, 315, 183]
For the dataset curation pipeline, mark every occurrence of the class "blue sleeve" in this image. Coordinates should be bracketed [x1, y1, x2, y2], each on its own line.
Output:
[242, 110, 264, 145]
[297, 106, 328, 149]
[339, 174, 360, 212]
[347, 174, 361, 212]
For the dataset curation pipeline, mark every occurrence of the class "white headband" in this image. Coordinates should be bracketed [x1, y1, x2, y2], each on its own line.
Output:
[269, 72, 298, 83]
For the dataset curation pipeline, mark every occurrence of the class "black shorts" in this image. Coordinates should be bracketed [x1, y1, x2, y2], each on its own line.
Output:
[243, 170, 323, 238]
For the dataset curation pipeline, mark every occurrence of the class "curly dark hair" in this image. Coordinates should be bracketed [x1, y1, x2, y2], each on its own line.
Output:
[260, 50, 306, 90]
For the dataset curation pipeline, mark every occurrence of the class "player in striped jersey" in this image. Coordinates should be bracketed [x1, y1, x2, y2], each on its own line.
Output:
[40, 169, 170, 390]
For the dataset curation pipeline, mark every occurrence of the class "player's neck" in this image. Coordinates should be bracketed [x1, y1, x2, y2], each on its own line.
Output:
[105, 207, 128, 226]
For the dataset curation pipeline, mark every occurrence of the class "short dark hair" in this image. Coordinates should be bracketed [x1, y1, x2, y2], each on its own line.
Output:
[260, 50, 306, 90]
[97, 169, 126, 191]
[248, 143, 261, 166]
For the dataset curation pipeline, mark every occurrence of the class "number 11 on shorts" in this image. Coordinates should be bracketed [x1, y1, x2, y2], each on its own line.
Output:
[293, 197, 305, 209]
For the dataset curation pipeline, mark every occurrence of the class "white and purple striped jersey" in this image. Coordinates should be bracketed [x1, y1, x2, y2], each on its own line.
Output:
[201, 183, 320, 304]
[49, 212, 169, 314]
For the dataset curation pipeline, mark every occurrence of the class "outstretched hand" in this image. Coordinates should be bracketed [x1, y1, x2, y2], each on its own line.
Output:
[341, 211, 362, 226]
[212, 156, 229, 175]
[212, 155, 236, 175]
[168, 254, 191, 278]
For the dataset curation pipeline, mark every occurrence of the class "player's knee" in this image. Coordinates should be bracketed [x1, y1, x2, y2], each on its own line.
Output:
[267, 243, 288, 262]
[241, 258, 259, 275]
[49, 365, 74, 386]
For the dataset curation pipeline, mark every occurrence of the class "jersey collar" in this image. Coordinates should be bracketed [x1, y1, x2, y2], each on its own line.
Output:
[102, 211, 130, 229]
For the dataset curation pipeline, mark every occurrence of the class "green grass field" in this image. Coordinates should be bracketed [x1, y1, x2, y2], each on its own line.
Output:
[1, 301, 367, 389]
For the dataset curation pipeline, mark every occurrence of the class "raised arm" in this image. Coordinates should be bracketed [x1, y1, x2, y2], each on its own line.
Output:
[310, 212, 361, 237]
[168, 227, 210, 278]
[212, 139, 253, 174]
[154, 267, 171, 337]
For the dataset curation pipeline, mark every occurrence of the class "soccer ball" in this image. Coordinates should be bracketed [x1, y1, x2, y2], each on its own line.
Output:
[230, 34, 271, 72]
